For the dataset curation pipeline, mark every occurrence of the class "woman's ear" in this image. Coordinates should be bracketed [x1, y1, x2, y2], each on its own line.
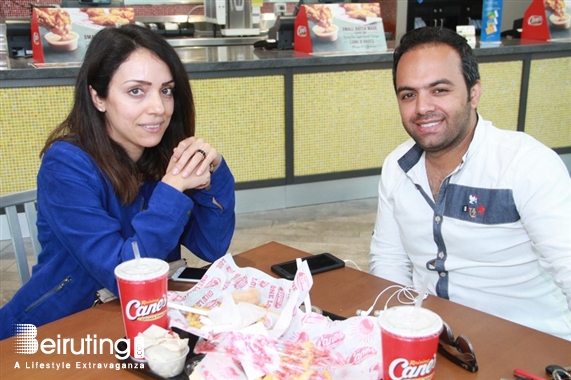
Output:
[89, 85, 106, 113]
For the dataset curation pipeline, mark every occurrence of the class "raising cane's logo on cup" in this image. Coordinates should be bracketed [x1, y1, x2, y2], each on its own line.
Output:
[115, 257, 169, 360]
[378, 305, 443, 380]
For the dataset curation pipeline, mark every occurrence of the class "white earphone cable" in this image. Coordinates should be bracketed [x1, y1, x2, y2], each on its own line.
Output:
[356, 283, 429, 317]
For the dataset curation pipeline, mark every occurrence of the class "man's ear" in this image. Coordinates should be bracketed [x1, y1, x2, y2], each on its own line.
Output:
[469, 80, 482, 109]
[89, 85, 106, 113]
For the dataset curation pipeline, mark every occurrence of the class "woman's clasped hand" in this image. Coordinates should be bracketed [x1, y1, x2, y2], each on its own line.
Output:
[165, 137, 221, 191]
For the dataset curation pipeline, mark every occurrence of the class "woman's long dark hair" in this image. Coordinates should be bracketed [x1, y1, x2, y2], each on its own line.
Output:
[41, 24, 195, 204]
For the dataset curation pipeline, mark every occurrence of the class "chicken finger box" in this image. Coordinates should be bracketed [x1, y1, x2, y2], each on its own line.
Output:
[293, 3, 387, 54]
[31, 7, 134, 66]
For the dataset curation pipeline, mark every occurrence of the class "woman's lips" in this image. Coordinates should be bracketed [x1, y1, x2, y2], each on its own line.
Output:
[140, 123, 162, 132]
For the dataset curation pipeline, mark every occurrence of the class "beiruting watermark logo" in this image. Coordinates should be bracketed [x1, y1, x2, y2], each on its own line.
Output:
[11, 324, 145, 371]
[13, 324, 38, 354]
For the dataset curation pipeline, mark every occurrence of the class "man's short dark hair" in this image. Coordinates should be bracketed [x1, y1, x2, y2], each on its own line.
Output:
[392, 27, 480, 93]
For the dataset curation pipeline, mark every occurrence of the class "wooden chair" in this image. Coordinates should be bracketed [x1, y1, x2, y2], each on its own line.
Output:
[0, 189, 41, 285]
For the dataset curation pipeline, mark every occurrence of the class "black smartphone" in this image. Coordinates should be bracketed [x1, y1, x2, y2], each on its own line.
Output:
[271, 252, 345, 280]
[171, 267, 208, 283]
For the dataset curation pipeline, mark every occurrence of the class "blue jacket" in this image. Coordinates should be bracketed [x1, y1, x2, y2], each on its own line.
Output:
[0, 141, 235, 339]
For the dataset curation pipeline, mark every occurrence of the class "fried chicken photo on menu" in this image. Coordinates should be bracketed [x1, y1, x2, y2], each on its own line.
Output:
[544, 0, 570, 29]
[110, 8, 135, 23]
[80, 7, 134, 26]
[544, 0, 566, 17]
[35, 8, 72, 38]
[305, 5, 334, 30]
[88, 14, 129, 26]
[340, 3, 381, 20]
[80, 8, 106, 18]
[362, 3, 381, 17]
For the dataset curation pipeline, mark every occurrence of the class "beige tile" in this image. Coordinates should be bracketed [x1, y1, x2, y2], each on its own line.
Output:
[0, 258, 17, 272]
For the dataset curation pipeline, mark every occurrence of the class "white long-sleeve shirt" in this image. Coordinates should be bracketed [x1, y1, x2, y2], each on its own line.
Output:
[369, 115, 571, 340]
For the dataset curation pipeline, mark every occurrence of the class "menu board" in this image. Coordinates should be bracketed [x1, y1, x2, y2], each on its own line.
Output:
[31, 7, 134, 66]
[293, 3, 387, 54]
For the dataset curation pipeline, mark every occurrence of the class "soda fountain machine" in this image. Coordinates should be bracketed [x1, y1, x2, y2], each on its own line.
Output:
[204, 0, 261, 36]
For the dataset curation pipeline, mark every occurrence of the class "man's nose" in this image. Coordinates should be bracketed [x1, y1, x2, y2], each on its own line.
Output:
[415, 93, 435, 114]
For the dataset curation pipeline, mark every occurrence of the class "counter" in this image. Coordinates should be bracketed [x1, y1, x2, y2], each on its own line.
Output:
[2, 38, 571, 82]
[1, 38, 570, 212]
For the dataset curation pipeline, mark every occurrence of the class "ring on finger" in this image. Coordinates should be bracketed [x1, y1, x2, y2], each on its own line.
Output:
[196, 149, 207, 159]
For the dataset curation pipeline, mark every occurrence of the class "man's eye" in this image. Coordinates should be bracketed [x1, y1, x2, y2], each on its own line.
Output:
[400, 93, 414, 100]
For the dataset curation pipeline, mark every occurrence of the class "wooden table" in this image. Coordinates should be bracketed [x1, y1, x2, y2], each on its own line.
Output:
[1, 241, 569, 379]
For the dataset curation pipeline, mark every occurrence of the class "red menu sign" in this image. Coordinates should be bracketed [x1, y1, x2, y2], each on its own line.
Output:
[522, 0, 571, 41]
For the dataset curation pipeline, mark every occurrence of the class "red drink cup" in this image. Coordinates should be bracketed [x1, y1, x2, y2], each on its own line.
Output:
[115, 258, 170, 360]
[378, 306, 443, 380]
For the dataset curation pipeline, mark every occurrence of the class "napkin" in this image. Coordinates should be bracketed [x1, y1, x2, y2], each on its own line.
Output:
[138, 325, 188, 362]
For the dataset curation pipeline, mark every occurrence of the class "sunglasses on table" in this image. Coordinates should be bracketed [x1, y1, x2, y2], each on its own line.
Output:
[547, 365, 571, 380]
[438, 321, 478, 372]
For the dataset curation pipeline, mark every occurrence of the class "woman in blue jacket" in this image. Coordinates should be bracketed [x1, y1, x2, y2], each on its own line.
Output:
[0, 24, 236, 340]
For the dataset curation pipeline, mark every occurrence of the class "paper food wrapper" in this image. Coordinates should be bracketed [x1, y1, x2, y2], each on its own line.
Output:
[169, 254, 382, 379]
[192, 314, 382, 379]
[168, 253, 314, 340]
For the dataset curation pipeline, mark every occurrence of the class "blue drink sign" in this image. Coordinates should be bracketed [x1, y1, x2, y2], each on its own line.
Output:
[480, 0, 503, 45]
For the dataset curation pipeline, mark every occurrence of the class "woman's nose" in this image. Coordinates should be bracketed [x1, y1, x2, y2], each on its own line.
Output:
[147, 91, 165, 114]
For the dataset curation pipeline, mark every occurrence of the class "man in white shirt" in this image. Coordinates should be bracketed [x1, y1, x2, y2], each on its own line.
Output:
[369, 27, 571, 340]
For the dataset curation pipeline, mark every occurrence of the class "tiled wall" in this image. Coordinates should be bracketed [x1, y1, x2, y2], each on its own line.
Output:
[0, 77, 284, 195]
[525, 57, 571, 149]
[478, 61, 521, 132]
[191, 76, 285, 183]
[0, 86, 73, 194]
[293, 69, 406, 176]
[291, 60, 532, 177]
[1, 58, 569, 195]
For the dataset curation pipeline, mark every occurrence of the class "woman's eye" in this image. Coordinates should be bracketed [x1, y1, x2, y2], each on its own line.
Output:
[162, 87, 174, 96]
[129, 88, 143, 96]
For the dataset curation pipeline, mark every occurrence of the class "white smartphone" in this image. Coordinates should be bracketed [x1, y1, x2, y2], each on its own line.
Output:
[171, 267, 208, 283]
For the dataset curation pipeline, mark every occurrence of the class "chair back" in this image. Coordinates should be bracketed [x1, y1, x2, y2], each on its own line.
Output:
[0, 189, 41, 285]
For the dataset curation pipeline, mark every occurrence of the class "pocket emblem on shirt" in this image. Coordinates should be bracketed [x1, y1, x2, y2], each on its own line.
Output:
[465, 194, 485, 218]
[450, 185, 517, 224]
